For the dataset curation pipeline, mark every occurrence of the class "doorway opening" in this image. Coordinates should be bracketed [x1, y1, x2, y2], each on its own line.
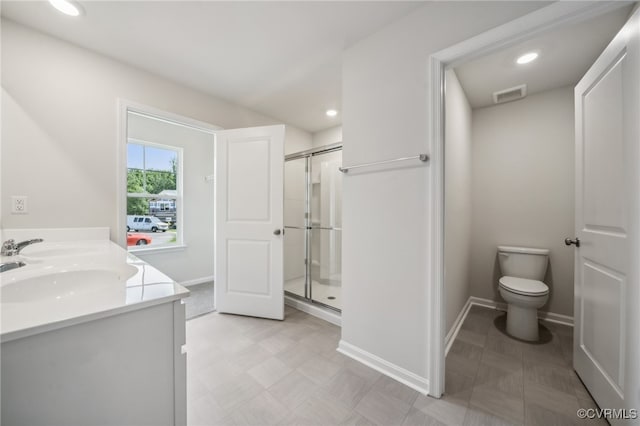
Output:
[284, 144, 343, 312]
[118, 100, 219, 320]
[427, 2, 634, 400]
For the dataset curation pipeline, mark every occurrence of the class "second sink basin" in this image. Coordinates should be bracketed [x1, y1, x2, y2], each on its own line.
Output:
[1, 264, 138, 303]
[19, 242, 104, 258]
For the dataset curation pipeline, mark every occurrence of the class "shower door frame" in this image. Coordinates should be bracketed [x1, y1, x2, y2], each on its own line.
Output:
[285, 143, 342, 312]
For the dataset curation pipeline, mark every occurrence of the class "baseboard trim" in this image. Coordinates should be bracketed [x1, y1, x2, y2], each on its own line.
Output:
[444, 296, 574, 353]
[468, 296, 503, 311]
[285, 296, 341, 326]
[444, 297, 473, 356]
[337, 340, 429, 395]
[468, 296, 574, 327]
[538, 309, 574, 327]
[180, 276, 215, 287]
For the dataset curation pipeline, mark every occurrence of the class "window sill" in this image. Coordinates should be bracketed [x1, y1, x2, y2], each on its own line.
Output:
[129, 244, 187, 255]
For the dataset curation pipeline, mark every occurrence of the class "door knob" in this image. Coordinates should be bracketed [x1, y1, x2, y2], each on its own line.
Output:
[565, 238, 580, 247]
[273, 229, 282, 236]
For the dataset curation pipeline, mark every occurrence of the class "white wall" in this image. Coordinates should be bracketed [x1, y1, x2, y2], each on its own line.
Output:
[1, 19, 311, 282]
[285, 127, 312, 155]
[312, 126, 342, 148]
[341, 1, 544, 387]
[469, 86, 575, 317]
[444, 70, 472, 334]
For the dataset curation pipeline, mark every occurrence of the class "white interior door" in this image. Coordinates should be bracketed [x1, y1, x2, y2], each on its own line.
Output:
[215, 125, 285, 320]
[573, 8, 640, 422]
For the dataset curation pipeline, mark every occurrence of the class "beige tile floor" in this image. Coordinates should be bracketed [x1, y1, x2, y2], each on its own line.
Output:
[441, 306, 604, 426]
[186, 305, 602, 425]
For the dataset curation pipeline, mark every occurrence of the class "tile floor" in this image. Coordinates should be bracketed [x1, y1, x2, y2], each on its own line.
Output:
[186, 305, 602, 425]
[442, 305, 604, 426]
[184, 282, 215, 319]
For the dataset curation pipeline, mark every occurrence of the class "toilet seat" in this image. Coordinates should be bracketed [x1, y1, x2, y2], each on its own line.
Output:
[499, 276, 549, 296]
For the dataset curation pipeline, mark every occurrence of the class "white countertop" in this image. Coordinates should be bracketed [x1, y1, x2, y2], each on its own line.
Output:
[0, 240, 189, 343]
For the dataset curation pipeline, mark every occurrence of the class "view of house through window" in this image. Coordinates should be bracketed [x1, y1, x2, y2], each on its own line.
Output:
[126, 141, 181, 249]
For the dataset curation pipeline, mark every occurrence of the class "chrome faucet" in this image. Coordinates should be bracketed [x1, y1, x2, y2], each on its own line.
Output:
[0, 261, 26, 273]
[1, 238, 44, 256]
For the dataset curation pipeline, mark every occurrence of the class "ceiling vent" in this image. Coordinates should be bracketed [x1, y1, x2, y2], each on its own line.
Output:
[492, 84, 527, 105]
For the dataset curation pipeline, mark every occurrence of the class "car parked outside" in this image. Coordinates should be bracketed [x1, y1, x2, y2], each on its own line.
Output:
[127, 232, 152, 246]
[126, 215, 169, 232]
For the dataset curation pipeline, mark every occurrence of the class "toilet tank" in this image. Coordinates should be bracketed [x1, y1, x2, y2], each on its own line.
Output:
[498, 245, 549, 280]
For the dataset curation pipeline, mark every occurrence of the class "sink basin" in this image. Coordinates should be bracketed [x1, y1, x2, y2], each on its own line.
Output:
[19, 243, 102, 258]
[23, 248, 92, 257]
[1, 264, 137, 303]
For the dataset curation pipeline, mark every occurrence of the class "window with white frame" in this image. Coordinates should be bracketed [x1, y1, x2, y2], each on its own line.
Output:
[126, 140, 182, 249]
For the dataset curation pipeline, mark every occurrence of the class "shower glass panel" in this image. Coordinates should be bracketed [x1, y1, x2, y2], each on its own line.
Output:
[284, 145, 342, 312]
[284, 157, 308, 300]
[309, 151, 342, 310]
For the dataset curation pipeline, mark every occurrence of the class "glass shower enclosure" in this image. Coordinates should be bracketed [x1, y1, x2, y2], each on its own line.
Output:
[284, 144, 342, 311]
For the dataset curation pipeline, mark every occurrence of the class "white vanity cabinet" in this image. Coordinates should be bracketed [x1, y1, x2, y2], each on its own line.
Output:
[1, 299, 187, 426]
[0, 233, 189, 426]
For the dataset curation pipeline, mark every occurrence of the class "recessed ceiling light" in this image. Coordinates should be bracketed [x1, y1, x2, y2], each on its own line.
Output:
[49, 0, 84, 17]
[516, 52, 539, 65]
[326, 109, 338, 117]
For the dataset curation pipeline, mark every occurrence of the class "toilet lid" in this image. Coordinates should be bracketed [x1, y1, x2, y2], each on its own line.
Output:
[499, 276, 549, 296]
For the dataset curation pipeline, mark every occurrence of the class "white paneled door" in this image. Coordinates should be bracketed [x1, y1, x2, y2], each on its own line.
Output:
[215, 125, 285, 320]
[573, 8, 640, 423]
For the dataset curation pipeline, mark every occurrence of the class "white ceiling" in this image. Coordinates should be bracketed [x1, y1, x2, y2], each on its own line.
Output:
[454, 5, 634, 109]
[1, 1, 425, 133]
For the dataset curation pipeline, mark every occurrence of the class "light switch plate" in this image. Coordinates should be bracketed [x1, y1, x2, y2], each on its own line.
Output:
[11, 196, 28, 214]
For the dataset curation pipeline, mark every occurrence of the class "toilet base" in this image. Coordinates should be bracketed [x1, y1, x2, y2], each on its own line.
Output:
[506, 303, 540, 341]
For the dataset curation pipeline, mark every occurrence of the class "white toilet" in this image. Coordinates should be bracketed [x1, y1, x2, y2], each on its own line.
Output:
[497, 245, 550, 341]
